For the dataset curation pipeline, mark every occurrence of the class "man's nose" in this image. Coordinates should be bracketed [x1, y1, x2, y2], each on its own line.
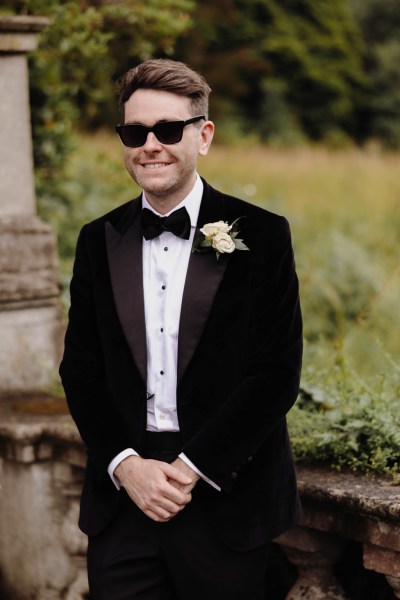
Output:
[143, 131, 162, 150]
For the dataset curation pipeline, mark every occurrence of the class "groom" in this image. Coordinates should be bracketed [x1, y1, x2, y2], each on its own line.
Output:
[60, 58, 303, 600]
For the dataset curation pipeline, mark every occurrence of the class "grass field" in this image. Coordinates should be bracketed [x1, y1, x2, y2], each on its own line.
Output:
[41, 132, 400, 474]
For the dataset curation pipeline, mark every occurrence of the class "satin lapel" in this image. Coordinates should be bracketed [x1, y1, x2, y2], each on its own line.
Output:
[105, 203, 147, 385]
[177, 184, 228, 383]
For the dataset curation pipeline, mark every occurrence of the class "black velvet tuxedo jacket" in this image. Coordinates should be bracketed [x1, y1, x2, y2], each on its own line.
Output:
[60, 179, 303, 550]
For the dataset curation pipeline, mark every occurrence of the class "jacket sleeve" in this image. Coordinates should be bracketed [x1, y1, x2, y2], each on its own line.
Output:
[59, 225, 133, 479]
[182, 217, 303, 491]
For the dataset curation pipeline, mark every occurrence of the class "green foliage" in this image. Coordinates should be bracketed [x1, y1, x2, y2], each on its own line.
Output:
[2, 0, 194, 206]
[297, 229, 385, 341]
[175, 0, 365, 144]
[257, 0, 366, 139]
[288, 343, 400, 477]
[29, 3, 113, 204]
[349, 0, 400, 147]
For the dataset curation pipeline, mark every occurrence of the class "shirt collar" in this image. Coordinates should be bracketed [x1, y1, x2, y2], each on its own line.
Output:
[142, 174, 203, 228]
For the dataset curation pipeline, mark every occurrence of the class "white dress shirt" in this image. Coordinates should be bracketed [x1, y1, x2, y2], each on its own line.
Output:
[108, 175, 220, 490]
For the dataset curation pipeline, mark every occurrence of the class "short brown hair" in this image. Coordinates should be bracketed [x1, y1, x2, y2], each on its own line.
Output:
[117, 59, 211, 119]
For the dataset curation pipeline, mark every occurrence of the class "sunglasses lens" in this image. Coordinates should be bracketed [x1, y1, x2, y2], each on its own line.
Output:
[118, 125, 147, 148]
[154, 121, 184, 144]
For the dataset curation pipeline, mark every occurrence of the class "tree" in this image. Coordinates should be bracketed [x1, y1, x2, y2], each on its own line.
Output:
[349, 0, 400, 147]
[174, 0, 366, 144]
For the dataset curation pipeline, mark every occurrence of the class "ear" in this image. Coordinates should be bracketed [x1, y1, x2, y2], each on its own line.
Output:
[198, 120, 215, 156]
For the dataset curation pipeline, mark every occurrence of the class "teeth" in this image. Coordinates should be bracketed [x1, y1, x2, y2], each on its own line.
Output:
[143, 163, 168, 169]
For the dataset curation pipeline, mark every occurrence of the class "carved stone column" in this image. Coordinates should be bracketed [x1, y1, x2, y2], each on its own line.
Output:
[277, 526, 349, 599]
[0, 16, 63, 395]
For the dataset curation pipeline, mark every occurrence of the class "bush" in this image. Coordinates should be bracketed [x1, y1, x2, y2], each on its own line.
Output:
[289, 342, 400, 478]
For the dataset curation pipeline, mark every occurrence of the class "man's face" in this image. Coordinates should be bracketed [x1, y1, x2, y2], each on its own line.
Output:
[122, 89, 214, 213]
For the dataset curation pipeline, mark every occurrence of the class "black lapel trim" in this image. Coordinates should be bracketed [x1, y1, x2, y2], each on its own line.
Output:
[177, 182, 228, 382]
[105, 200, 147, 385]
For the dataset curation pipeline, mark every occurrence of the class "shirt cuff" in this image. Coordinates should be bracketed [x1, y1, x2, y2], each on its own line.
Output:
[178, 453, 221, 491]
[108, 448, 139, 490]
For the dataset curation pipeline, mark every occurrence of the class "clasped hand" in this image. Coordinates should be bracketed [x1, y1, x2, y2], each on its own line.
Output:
[114, 456, 200, 522]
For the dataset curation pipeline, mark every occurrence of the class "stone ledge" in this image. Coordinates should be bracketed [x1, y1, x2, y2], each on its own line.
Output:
[278, 466, 400, 598]
[0, 16, 50, 53]
[297, 465, 400, 524]
[0, 15, 50, 33]
[0, 396, 82, 465]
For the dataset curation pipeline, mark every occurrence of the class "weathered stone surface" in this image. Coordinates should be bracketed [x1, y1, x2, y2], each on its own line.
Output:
[0, 55, 35, 216]
[0, 13, 63, 396]
[297, 466, 400, 522]
[0, 16, 49, 53]
[277, 525, 346, 554]
[0, 396, 80, 445]
[0, 216, 60, 302]
[0, 15, 50, 34]
[296, 466, 400, 553]
[276, 467, 400, 599]
[278, 527, 349, 599]
[364, 544, 400, 577]
[0, 304, 64, 395]
[385, 575, 400, 599]
[0, 398, 88, 600]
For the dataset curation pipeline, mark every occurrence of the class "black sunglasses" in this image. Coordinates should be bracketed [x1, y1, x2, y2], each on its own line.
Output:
[116, 115, 205, 148]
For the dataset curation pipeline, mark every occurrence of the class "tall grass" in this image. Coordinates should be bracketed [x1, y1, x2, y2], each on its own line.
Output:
[41, 132, 400, 475]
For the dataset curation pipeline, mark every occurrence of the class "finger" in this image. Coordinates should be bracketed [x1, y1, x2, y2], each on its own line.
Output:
[131, 483, 189, 515]
[144, 508, 172, 523]
[144, 474, 192, 506]
[161, 463, 193, 485]
[136, 490, 187, 516]
[143, 496, 188, 521]
[160, 482, 192, 506]
[169, 479, 194, 494]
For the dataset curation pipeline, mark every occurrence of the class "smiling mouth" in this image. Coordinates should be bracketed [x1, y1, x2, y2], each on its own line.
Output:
[142, 162, 170, 169]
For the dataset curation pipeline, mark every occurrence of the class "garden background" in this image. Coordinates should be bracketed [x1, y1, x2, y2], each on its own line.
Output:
[3, 0, 399, 478]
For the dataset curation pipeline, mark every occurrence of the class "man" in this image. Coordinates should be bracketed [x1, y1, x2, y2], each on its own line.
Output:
[60, 58, 302, 600]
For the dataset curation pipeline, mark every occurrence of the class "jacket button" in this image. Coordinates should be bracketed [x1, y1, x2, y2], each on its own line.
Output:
[231, 472, 238, 479]
[247, 456, 253, 463]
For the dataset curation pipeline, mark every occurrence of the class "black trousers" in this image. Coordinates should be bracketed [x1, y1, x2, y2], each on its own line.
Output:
[87, 434, 269, 600]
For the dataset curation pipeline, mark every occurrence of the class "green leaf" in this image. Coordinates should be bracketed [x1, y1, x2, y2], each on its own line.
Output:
[234, 239, 250, 251]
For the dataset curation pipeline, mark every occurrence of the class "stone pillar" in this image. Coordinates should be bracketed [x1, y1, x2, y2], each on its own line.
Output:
[0, 16, 63, 396]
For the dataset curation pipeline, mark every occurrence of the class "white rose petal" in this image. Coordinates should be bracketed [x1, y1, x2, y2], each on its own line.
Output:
[200, 220, 231, 237]
[212, 232, 236, 254]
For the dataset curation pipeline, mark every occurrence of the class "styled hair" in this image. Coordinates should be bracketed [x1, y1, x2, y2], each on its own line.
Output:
[117, 59, 211, 119]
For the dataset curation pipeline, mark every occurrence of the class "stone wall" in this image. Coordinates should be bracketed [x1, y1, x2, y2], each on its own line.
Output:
[1, 397, 400, 600]
[277, 466, 400, 599]
[0, 397, 88, 600]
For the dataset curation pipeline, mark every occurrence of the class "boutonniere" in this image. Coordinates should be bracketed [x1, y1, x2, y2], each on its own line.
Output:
[192, 218, 249, 261]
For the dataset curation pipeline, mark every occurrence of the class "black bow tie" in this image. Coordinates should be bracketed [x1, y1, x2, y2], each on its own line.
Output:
[140, 206, 191, 240]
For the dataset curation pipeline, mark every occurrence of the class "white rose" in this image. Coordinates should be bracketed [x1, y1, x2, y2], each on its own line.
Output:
[200, 220, 231, 237]
[211, 232, 236, 254]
